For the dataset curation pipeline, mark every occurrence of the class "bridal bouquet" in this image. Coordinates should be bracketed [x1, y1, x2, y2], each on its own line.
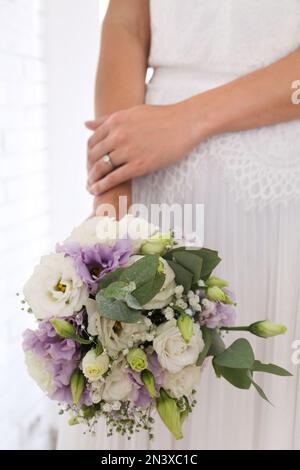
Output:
[22, 216, 291, 440]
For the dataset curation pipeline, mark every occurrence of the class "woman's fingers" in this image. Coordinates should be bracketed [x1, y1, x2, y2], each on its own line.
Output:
[87, 150, 123, 185]
[87, 136, 115, 169]
[85, 116, 108, 131]
[89, 163, 135, 195]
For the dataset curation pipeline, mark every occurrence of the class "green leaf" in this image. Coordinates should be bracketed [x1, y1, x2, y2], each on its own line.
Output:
[81, 405, 97, 420]
[99, 268, 124, 290]
[208, 332, 226, 357]
[120, 255, 159, 288]
[171, 251, 203, 284]
[197, 327, 214, 366]
[72, 336, 93, 345]
[167, 260, 193, 293]
[194, 248, 221, 280]
[103, 281, 131, 300]
[214, 364, 252, 389]
[95, 341, 103, 356]
[213, 338, 255, 369]
[132, 272, 165, 306]
[248, 373, 273, 405]
[124, 293, 142, 310]
[251, 360, 292, 377]
[96, 292, 143, 323]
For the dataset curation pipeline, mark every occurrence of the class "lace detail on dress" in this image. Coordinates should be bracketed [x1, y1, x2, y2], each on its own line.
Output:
[145, 0, 300, 209]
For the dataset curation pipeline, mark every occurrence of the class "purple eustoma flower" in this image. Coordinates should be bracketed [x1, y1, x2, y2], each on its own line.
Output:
[23, 321, 91, 406]
[56, 239, 132, 294]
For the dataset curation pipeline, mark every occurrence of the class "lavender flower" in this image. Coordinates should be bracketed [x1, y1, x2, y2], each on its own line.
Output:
[56, 239, 132, 294]
[200, 300, 236, 329]
[23, 321, 91, 405]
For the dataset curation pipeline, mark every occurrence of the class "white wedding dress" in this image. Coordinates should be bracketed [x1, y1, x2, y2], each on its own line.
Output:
[57, 0, 300, 450]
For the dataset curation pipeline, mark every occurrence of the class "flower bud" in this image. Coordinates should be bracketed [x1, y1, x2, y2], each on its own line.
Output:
[249, 320, 287, 338]
[127, 348, 148, 372]
[141, 369, 156, 398]
[140, 234, 172, 256]
[51, 319, 76, 339]
[156, 389, 183, 440]
[82, 350, 110, 382]
[207, 286, 226, 302]
[70, 368, 85, 405]
[206, 276, 229, 288]
[177, 314, 193, 343]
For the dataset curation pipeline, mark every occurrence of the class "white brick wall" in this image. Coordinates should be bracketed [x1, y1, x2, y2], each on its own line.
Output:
[0, 0, 53, 450]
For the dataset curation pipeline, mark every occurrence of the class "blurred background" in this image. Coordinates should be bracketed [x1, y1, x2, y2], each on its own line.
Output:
[0, 0, 109, 449]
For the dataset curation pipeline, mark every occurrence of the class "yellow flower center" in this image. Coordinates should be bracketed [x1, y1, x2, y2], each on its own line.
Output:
[55, 281, 66, 293]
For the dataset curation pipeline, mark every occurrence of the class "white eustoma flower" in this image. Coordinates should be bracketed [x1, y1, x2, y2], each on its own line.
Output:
[153, 319, 204, 373]
[126, 256, 176, 310]
[25, 350, 54, 394]
[67, 215, 159, 252]
[82, 350, 110, 382]
[90, 380, 105, 404]
[102, 363, 132, 402]
[67, 216, 116, 246]
[163, 365, 200, 399]
[86, 299, 150, 358]
[23, 253, 88, 320]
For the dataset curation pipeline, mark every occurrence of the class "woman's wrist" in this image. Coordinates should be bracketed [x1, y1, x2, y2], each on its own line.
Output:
[177, 87, 229, 144]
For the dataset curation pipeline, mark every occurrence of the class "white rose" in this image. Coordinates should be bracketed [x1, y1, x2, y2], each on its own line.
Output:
[23, 253, 88, 320]
[25, 350, 54, 394]
[163, 365, 200, 399]
[126, 256, 176, 310]
[102, 363, 132, 402]
[86, 299, 150, 358]
[153, 319, 204, 373]
[82, 350, 110, 382]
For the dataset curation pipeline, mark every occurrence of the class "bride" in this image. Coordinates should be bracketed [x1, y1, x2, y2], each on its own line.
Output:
[58, 0, 300, 449]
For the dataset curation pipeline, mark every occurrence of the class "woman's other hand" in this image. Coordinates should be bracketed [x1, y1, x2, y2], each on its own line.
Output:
[86, 101, 210, 196]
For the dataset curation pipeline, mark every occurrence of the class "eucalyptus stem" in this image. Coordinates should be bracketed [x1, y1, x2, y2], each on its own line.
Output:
[220, 326, 251, 332]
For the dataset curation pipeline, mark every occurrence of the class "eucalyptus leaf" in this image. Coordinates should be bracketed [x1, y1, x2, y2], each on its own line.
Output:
[99, 268, 124, 290]
[120, 255, 159, 287]
[167, 260, 193, 293]
[248, 372, 273, 405]
[197, 327, 214, 366]
[132, 272, 165, 306]
[164, 247, 221, 281]
[103, 281, 131, 300]
[213, 338, 255, 369]
[251, 360, 292, 377]
[125, 293, 143, 310]
[208, 332, 226, 357]
[171, 251, 203, 284]
[96, 292, 143, 323]
[193, 248, 221, 280]
[214, 364, 252, 389]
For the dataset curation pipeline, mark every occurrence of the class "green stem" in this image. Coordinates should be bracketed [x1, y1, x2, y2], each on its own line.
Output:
[220, 326, 251, 332]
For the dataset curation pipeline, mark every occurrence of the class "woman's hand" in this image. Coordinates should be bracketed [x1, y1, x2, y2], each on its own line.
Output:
[86, 101, 208, 196]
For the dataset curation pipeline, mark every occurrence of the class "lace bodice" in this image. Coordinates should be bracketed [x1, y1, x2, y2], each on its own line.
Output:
[146, 0, 300, 208]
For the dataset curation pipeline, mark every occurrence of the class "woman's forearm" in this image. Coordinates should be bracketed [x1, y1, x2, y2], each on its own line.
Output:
[92, 0, 150, 217]
[188, 48, 300, 139]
